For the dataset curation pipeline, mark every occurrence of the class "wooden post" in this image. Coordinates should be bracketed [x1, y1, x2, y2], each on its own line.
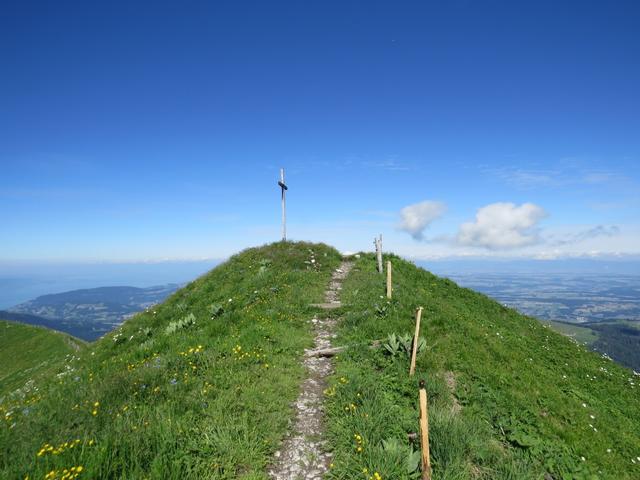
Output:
[386, 261, 392, 299]
[419, 385, 431, 480]
[409, 307, 423, 376]
[375, 234, 383, 273]
[373, 237, 379, 272]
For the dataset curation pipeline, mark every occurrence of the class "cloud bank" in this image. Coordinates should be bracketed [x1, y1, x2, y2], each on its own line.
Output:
[457, 202, 546, 249]
[398, 201, 446, 240]
[551, 225, 620, 246]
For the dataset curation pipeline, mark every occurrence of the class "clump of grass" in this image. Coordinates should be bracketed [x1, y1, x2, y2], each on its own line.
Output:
[164, 312, 196, 335]
[382, 332, 426, 358]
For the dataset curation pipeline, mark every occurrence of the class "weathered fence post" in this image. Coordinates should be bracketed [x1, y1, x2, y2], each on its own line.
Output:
[409, 307, 423, 376]
[419, 381, 431, 480]
[375, 234, 383, 273]
[386, 261, 392, 299]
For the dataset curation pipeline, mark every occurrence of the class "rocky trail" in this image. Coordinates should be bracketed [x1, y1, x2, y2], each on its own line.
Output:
[268, 260, 353, 480]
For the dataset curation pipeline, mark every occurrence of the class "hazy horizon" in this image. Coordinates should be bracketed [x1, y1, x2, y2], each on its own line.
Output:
[0, 260, 217, 309]
[2, 253, 639, 310]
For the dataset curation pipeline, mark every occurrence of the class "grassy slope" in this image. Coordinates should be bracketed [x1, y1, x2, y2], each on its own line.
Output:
[3, 245, 639, 480]
[325, 254, 640, 480]
[0, 320, 85, 396]
[543, 320, 599, 346]
[0, 242, 342, 480]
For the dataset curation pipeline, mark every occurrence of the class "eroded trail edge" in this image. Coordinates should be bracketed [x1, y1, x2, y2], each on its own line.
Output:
[269, 260, 353, 480]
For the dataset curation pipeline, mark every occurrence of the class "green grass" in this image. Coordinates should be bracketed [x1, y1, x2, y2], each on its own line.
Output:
[0, 242, 342, 480]
[324, 253, 640, 480]
[3, 244, 640, 480]
[543, 320, 599, 346]
[0, 320, 85, 396]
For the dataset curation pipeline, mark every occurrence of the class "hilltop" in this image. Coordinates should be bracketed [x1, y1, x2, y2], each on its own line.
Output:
[1, 242, 639, 479]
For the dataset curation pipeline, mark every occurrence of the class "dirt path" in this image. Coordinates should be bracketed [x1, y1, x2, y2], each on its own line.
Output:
[268, 260, 353, 480]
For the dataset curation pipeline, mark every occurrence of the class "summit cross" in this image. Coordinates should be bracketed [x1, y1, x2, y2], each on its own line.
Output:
[278, 168, 288, 241]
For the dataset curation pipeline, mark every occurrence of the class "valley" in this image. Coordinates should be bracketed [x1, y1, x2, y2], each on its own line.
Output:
[3, 284, 182, 341]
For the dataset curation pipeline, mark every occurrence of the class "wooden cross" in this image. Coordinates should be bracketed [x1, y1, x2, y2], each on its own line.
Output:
[278, 168, 288, 241]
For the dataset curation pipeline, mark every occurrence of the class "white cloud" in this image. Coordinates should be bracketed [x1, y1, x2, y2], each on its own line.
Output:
[398, 201, 446, 240]
[489, 168, 564, 189]
[550, 225, 620, 246]
[582, 172, 623, 184]
[387, 223, 640, 260]
[486, 165, 632, 190]
[457, 202, 546, 249]
[361, 158, 411, 171]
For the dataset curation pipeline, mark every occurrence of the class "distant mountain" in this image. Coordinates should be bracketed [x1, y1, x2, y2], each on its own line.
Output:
[6, 284, 181, 341]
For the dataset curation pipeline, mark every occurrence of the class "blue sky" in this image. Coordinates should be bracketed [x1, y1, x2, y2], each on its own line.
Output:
[1, 0, 639, 262]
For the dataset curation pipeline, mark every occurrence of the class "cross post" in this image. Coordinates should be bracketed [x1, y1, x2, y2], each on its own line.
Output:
[278, 168, 288, 241]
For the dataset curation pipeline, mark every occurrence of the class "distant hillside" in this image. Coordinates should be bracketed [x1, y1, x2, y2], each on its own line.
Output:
[542, 319, 640, 371]
[0, 320, 85, 396]
[7, 284, 181, 340]
[0, 310, 63, 328]
[589, 320, 640, 371]
[1, 242, 638, 479]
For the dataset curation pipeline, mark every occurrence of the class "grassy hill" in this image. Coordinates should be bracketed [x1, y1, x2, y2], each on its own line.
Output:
[1, 242, 343, 480]
[0, 320, 85, 396]
[324, 253, 640, 479]
[1, 242, 639, 479]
